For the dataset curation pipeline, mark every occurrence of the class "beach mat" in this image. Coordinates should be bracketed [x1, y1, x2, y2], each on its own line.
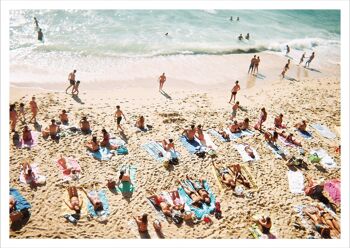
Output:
[264, 141, 288, 159]
[61, 189, 88, 217]
[200, 132, 218, 150]
[16, 131, 39, 149]
[87, 147, 115, 161]
[287, 170, 305, 194]
[86, 190, 110, 218]
[323, 179, 340, 205]
[57, 158, 81, 181]
[234, 144, 260, 162]
[10, 188, 31, 211]
[147, 196, 167, 221]
[225, 128, 255, 140]
[309, 148, 337, 169]
[296, 129, 313, 139]
[115, 165, 137, 193]
[208, 129, 229, 142]
[179, 135, 203, 154]
[142, 141, 180, 162]
[311, 123, 336, 139]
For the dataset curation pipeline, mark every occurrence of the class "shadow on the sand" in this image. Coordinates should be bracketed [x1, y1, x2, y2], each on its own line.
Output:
[160, 90, 172, 100]
[33, 122, 42, 132]
[118, 130, 129, 144]
[254, 73, 266, 79]
[285, 76, 299, 82]
[305, 67, 321, 73]
[72, 94, 85, 104]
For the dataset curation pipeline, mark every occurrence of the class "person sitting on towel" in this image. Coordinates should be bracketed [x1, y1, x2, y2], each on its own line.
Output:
[264, 131, 278, 144]
[162, 138, 176, 152]
[185, 176, 212, 206]
[182, 124, 196, 141]
[21, 160, 36, 183]
[81, 187, 104, 213]
[100, 129, 118, 150]
[294, 120, 307, 132]
[229, 120, 241, 133]
[85, 136, 100, 152]
[135, 116, 145, 129]
[57, 154, 78, 175]
[42, 119, 60, 139]
[22, 125, 33, 143]
[239, 117, 250, 130]
[274, 113, 286, 128]
[80, 116, 91, 134]
[63, 186, 83, 213]
[231, 164, 251, 188]
[116, 168, 134, 187]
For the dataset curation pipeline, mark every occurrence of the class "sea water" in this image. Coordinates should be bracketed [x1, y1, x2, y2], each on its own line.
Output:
[9, 10, 340, 85]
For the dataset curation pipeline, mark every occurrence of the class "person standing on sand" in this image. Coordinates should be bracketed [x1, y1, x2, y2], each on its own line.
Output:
[248, 55, 256, 74]
[230, 101, 240, 120]
[254, 107, 267, 131]
[305, 52, 315, 68]
[229, 80, 240, 103]
[299, 52, 306, 65]
[114, 105, 127, 131]
[10, 104, 18, 132]
[72, 80, 80, 95]
[253, 56, 260, 74]
[29, 96, 39, 123]
[286, 45, 290, 55]
[159, 73, 166, 91]
[66, 70, 76, 94]
[37, 28, 43, 42]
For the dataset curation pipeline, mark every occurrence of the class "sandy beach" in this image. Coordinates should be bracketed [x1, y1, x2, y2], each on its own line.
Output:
[8, 51, 341, 239]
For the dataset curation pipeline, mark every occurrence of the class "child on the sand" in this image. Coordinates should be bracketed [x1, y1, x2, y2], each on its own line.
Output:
[72, 80, 80, 95]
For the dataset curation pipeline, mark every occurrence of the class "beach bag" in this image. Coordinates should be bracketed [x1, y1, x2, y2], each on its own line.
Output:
[10, 210, 23, 222]
[116, 146, 128, 155]
[207, 149, 217, 157]
[309, 153, 321, 163]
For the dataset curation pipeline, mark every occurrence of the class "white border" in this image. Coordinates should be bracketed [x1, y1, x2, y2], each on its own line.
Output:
[1, 1, 349, 248]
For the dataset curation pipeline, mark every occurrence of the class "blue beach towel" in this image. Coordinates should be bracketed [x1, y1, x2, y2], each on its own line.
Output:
[179, 135, 203, 154]
[142, 141, 180, 162]
[311, 123, 336, 139]
[10, 188, 31, 211]
[296, 129, 313, 139]
[87, 147, 115, 161]
[208, 129, 229, 142]
[87, 190, 110, 218]
[116, 165, 137, 193]
[225, 128, 255, 140]
[177, 180, 216, 219]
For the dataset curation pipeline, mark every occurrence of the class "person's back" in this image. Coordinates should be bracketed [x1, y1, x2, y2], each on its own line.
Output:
[49, 123, 58, 135]
[80, 119, 90, 131]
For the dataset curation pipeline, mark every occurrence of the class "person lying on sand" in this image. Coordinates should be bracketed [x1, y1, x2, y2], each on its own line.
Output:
[80, 117, 91, 134]
[218, 129, 230, 141]
[135, 116, 145, 129]
[42, 119, 60, 140]
[57, 154, 78, 175]
[148, 194, 172, 217]
[134, 213, 148, 233]
[81, 187, 104, 213]
[63, 186, 83, 213]
[274, 113, 286, 128]
[22, 125, 33, 143]
[85, 136, 100, 152]
[182, 124, 196, 141]
[294, 120, 307, 132]
[177, 179, 203, 208]
[100, 129, 118, 150]
[116, 167, 134, 187]
[59, 110, 69, 125]
[212, 161, 236, 190]
[230, 164, 251, 189]
[229, 120, 241, 133]
[186, 176, 211, 206]
[239, 117, 250, 130]
[244, 144, 256, 159]
[257, 216, 272, 234]
[304, 207, 337, 238]
[278, 131, 302, 146]
[264, 131, 278, 144]
[162, 138, 176, 152]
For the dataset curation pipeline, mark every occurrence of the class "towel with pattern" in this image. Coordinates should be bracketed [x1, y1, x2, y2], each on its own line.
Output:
[142, 141, 180, 162]
[57, 158, 81, 181]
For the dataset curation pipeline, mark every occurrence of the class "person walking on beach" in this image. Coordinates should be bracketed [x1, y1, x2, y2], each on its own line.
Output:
[159, 73, 166, 91]
[72, 80, 80, 95]
[229, 80, 240, 103]
[29, 96, 39, 123]
[230, 16, 233, 21]
[248, 55, 256, 74]
[253, 56, 260, 74]
[305, 52, 315, 68]
[66, 70, 76, 94]
[114, 105, 127, 132]
[286, 45, 290, 55]
[37, 28, 43, 42]
[299, 52, 306, 65]
[34, 17, 39, 28]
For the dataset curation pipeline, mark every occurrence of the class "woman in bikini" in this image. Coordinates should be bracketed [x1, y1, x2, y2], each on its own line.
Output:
[244, 144, 256, 159]
[148, 193, 172, 217]
[162, 138, 176, 152]
[212, 161, 236, 190]
[178, 180, 203, 208]
[116, 167, 134, 187]
[64, 186, 83, 213]
[304, 206, 336, 238]
[82, 187, 104, 213]
[230, 164, 251, 189]
[186, 176, 211, 206]
[85, 136, 100, 152]
[196, 125, 206, 146]
[22, 125, 33, 143]
[134, 213, 148, 233]
[100, 129, 118, 150]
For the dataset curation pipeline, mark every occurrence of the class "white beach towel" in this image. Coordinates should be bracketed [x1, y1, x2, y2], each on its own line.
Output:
[264, 142, 288, 159]
[234, 144, 260, 162]
[287, 170, 304, 194]
[310, 148, 337, 169]
[200, 132, 218, 150]
[311, 123, 336, 139]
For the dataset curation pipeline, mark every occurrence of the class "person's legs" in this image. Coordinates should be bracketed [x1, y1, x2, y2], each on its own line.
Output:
[65, 84, 72, 93]
[229, 93, 233, 103]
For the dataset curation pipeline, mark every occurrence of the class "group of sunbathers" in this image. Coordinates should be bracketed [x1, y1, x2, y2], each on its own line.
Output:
[182, 124, 205, 143]
[213, 161, 251, 190]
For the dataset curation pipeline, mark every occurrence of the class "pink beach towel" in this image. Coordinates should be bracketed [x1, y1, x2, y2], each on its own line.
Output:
[57, 158, 81, 181]
[19, 164, 38, 184]
[324, 179, 340, 205]
[16, 131, 39, 149]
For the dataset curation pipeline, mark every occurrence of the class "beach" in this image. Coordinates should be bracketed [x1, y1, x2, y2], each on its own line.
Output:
[8, 9, 342, 240]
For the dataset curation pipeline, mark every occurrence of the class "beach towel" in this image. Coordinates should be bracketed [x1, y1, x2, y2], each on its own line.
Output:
[147, 196, 167, 221]
[225, 128, 255, 140]
[323, 179, 340, 205]
[142, 141, 180, 162]
[249, 223, 277, 239]
[177, 179, 216, 219]
[57, 158, 81, 181]
[264, 142, 288, 159]
[309, 148, 337, 169]
[234, 144, 260, 162]
[311, 123, 336, 139]
[115, 165, 137, 193]
[211, 164, 225, 194]
[19, 164, 46, 185]
[179, 135, 204, 154]
[287, 170, 305, 194]
[60, 125, 81, 137]
[61, 189, 88, 217]
[9, 188, 31, 211]
[86, 190, 110, 218]
[199, 132, 218, 150]
[87, 147, 115, 161]
[16, 131, 39, 149]
[208, 129, 229, 142]
[296, 129, 313, 139]
[278, 136, 298, 147]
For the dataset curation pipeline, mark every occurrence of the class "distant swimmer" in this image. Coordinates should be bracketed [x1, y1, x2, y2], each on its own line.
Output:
[165, 32, 168, 36]
[237, 17, 240, 21]
[248, 55, 257, 74]
[238, 34, 243, 41]
[245, 33, 250, 40]
[230, 16, 233, 21]
[286, 45, 290, 55]
[159, 72, 166, 91]
[305, 52, 315, 68]
[66, 70, 76, 94]
[34, 17, 39, 28]
[37, 28, 43, 41]
[299, 52, 306, 65]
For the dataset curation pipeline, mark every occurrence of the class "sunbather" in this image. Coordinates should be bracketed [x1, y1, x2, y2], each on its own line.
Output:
[82, 187, 104, 212]
[42, 119, 60, 140]
[148, 194, 172, 217]
[244, 144, 256, 159]
[274, 114, 286, 128]
[10, 104, 18, 132]
[100, 129, 118, 150]
[21, 160, 36, 184]
[212, 161, 236, 190]
[80, 117, 91, 134]
[239, 118, 250, 130]
[230, 164, 251, 189]
[310, 205, 340, 236]
[116, 167, 134, 187]
[162, 138, 176, 152]
[135, 116, 145, 129]
[85, 136, 100, 152]
[177, 180, 203, 208]
[304, 206, 338, 238]
[286, 156, 307, 168]
[278, 131, 302, 146]
[63, 186, 83, 213]
[229, 120, 241, 133]
[134, 214, 148, 233]
[22, 125, 33, 143]
[186, 176, 211, 206]
[182, 125, 196, 141]
[218, 130, 230, 141]
[294, 120, 307, 132]
[59, 110, 69, 125]
[57, 155, 78, 175]
[195, 125, 205, 144]
[264, 131, 278, 144]
[257, 216, 272, 234]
